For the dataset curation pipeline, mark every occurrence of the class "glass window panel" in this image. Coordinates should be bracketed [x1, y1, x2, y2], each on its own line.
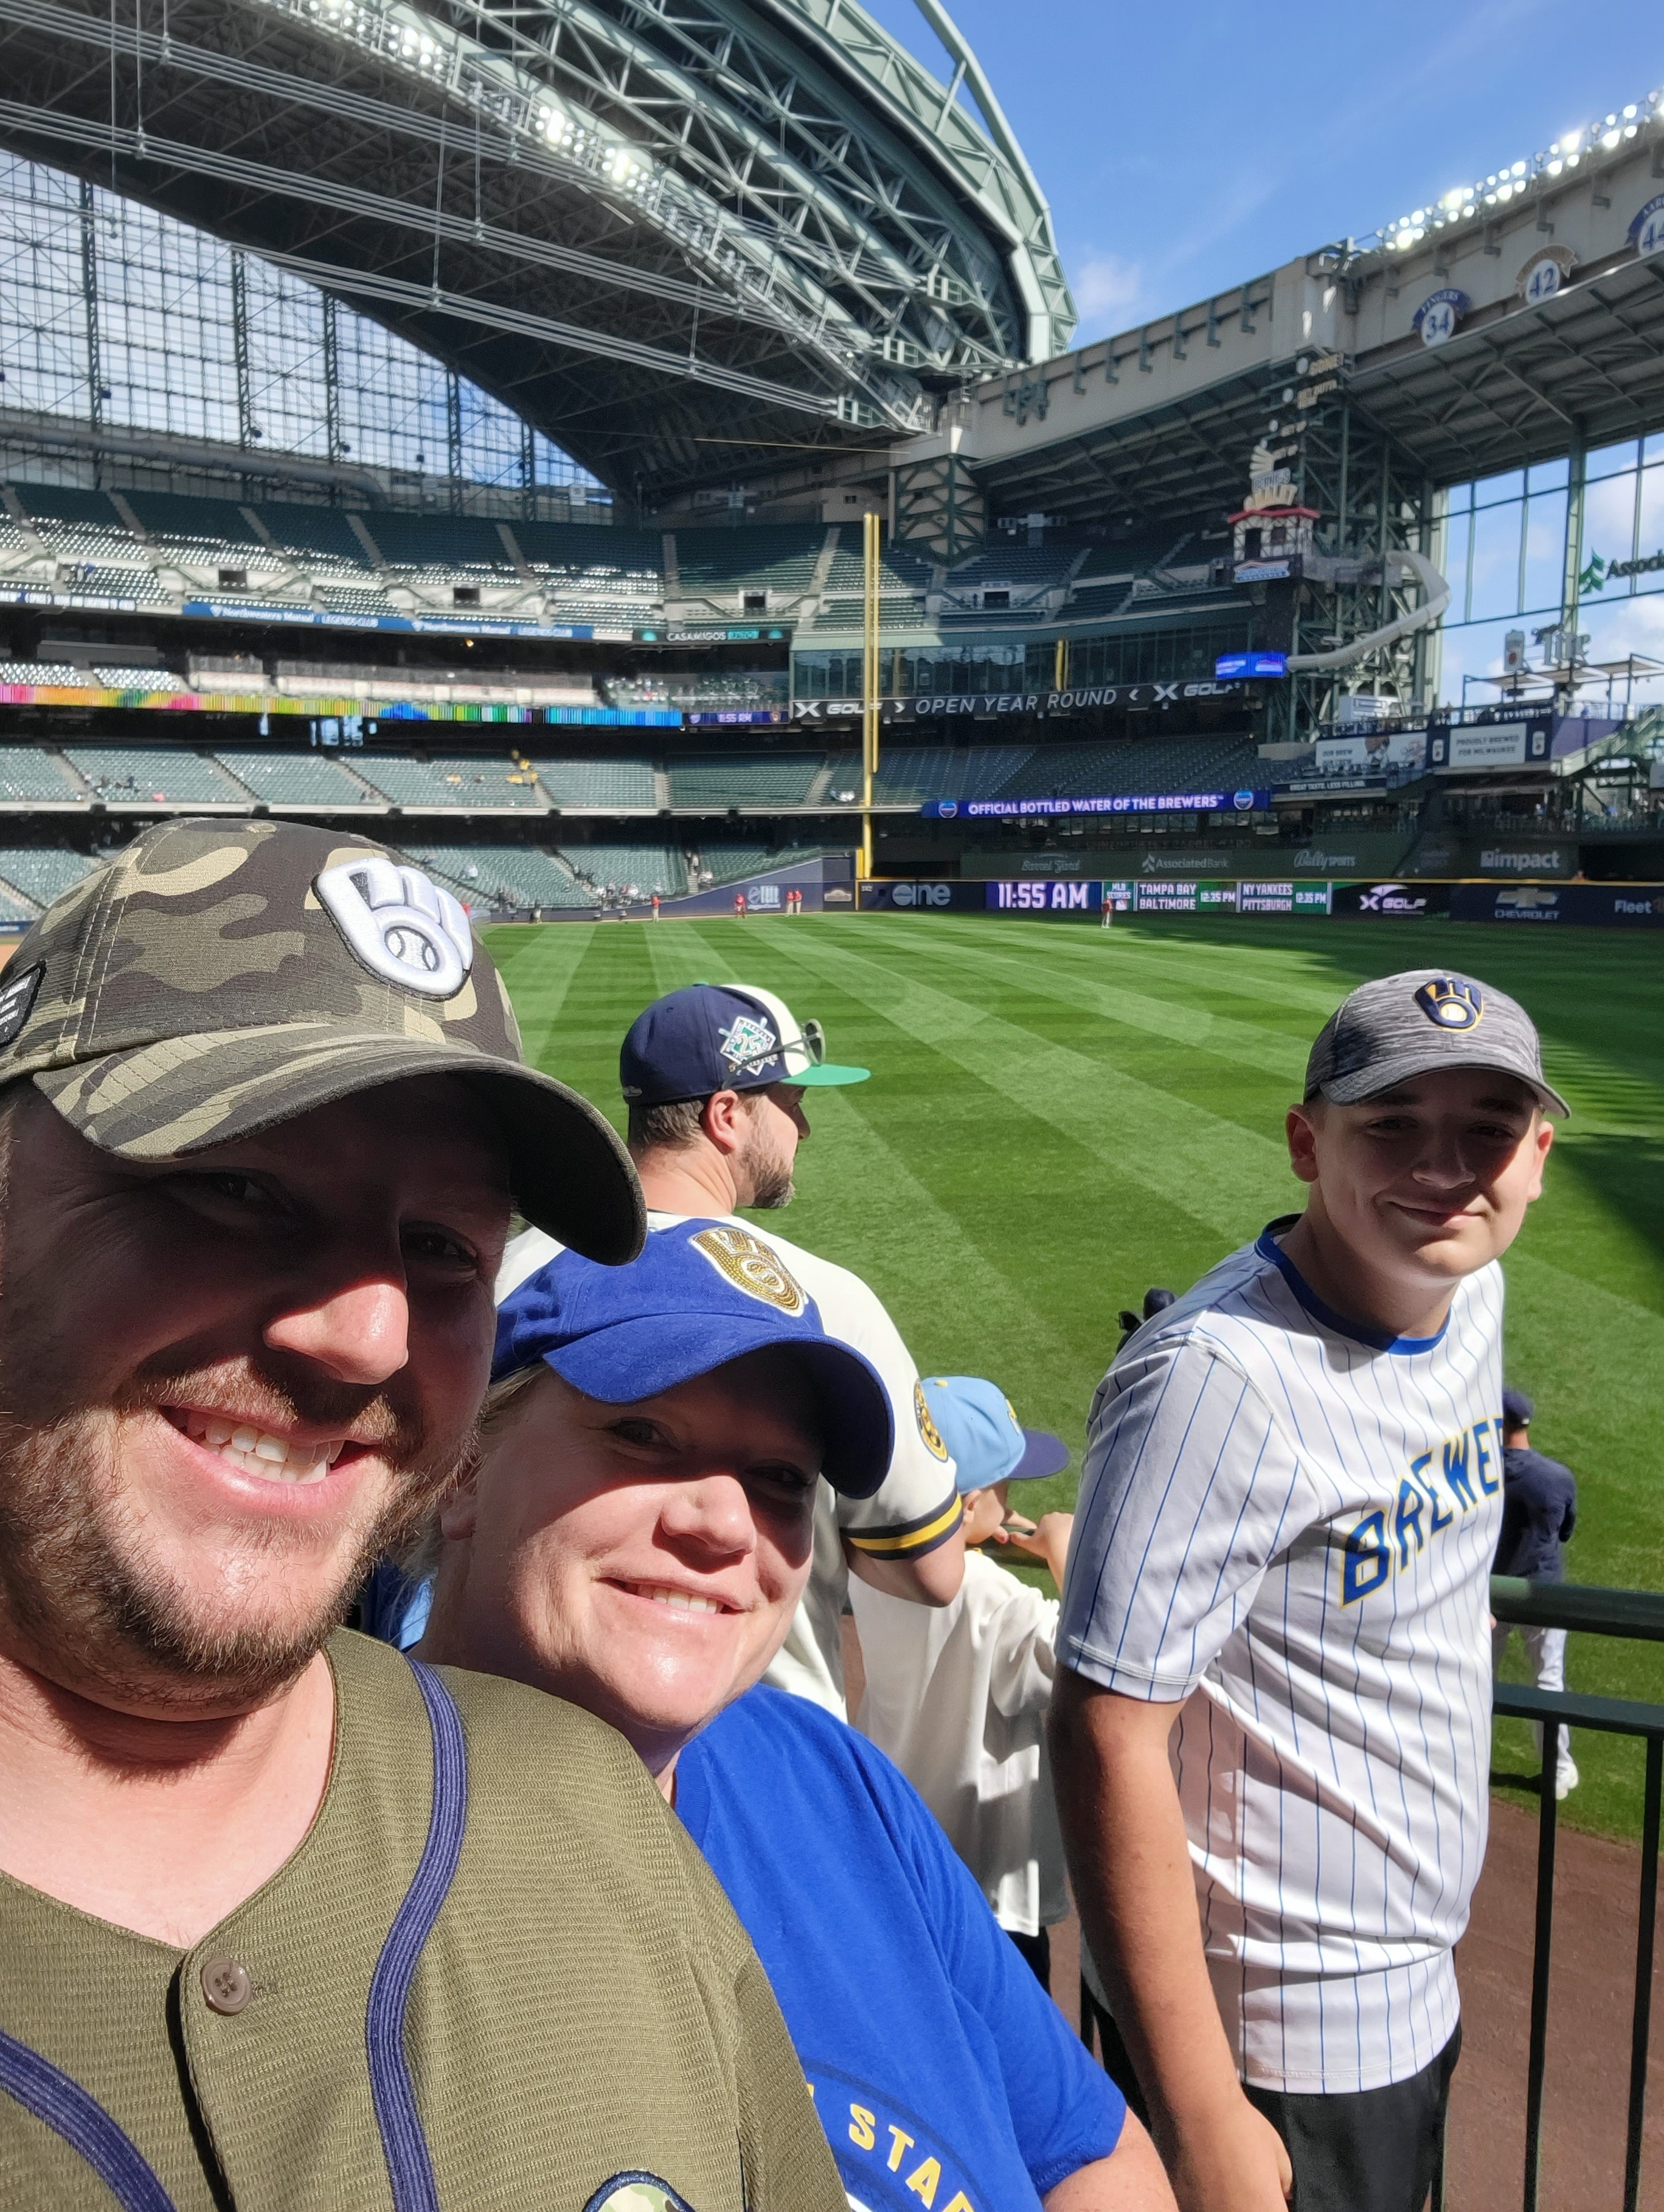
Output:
[1645, 432, 1664, 467]
[1586, 438, 1640, 482]
[1579, 593, 1664, 685]
[1441, 505, 1472, 620]
[1637, 466, 1664, 564]
[0, 153, 601, 503]
[1436, 615, 1531, 708]
[1468, 496, 1524, 620]
[1520, 488, 1567, 615]
[1583, 466, 1639, 581]
[0, 158, 88, 418]
[1472, 467, 1524, 508]
[1528, 455, 1569, 494]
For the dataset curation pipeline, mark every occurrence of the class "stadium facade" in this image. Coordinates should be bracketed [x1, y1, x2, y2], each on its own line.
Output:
[0, 6, 1657, 921]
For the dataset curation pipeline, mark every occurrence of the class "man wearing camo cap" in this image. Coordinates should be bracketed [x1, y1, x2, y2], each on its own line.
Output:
[0, 820, 842, 2212]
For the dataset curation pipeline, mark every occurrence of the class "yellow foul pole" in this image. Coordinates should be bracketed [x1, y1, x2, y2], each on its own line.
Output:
[861, 508, 880, 885]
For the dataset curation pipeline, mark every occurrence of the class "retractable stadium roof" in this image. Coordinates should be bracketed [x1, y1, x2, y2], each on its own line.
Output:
[0, 0, 1074, 501]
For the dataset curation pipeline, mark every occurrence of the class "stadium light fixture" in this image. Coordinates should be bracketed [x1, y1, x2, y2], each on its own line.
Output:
[1364, 78, 1663, 256]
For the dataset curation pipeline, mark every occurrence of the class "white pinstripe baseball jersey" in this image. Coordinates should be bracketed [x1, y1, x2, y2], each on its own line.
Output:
[1058, 1222, 1505, 2095]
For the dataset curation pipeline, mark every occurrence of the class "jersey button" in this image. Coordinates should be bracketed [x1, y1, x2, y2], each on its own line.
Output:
[200, 1957, 254, 2015]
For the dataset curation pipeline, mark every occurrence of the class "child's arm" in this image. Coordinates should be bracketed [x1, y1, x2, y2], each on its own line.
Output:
[1000, 1510, 1075, 1589]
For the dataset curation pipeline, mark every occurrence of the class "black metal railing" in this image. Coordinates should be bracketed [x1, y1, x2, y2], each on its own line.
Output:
[1076, 1576, 1664, 2208]
[1434, 1577, 1664, 2212]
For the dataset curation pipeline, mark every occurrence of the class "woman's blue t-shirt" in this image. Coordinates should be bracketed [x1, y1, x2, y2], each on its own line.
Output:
[674, 1686, 1125, 2211]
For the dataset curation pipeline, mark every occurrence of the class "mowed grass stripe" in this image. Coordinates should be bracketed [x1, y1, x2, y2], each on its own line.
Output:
[871, 921, 1312, 1084]
[481, 924, 595, 1071]
[767, 1084, 1071, 1413]
[920, 914, 1664, 1106]
[766, 921, 1298, 1249]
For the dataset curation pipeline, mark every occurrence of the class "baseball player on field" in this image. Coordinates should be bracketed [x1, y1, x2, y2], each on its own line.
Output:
[1050, 968, 1565, 2212]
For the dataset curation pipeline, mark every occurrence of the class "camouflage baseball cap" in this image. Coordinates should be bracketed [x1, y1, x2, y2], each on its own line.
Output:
[0, 819, 645, 1262]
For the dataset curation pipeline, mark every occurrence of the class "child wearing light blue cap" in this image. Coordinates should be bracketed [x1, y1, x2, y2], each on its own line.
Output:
[850, 1374, 1076, 1991]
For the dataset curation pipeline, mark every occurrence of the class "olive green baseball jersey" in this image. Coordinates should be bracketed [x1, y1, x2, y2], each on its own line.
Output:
[0, 1631, 842, 2212]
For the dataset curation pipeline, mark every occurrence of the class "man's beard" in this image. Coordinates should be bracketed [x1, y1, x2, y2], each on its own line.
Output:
[739, 1124, 796, 1211]
[0, 1367, 470, 1714]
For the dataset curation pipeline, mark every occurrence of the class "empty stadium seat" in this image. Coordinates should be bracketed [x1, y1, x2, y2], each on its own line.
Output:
[366, 513, 517, 573]
[668, 755, 825, 807]
[868, 746, 1037, 804]
[528, 758, 656, 809]
[0, 848, 99, 908]
[0, 748, 88, 803]
[990, 736, 1265, 801]
[675, 526, 822, 597]
[396, 844, 589, 910]
[61, 746, 251, 805]
[212, 749, 381, 806]
[345, 754, 544, 809]
[558, 844, 684, 899]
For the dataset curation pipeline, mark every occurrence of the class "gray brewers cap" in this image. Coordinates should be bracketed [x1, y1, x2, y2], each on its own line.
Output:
[1304, 969, 1569, 1117]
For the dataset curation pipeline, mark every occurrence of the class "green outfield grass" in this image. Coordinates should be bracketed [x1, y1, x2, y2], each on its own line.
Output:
[483, 911, 1664, 1844]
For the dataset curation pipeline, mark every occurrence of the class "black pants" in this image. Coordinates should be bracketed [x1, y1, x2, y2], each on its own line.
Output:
[1006, 1926, 1050, 1991]
[1081, 1982, 1458, 2212]
[1245, 2028, 1460, 2212]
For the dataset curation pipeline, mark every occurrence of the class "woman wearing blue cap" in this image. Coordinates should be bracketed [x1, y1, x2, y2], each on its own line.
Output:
[412, 1224, 1173, 2212]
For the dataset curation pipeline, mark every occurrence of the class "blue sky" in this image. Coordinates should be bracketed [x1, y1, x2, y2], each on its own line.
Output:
[860, 0, 1662, 343]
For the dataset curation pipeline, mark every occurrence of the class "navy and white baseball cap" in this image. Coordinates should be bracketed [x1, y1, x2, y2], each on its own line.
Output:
[1304, 969, 1569, 1116]
[620, 982, 870, 1106]
[493, 1218, 893, 1496]
[1502, 1386, 1534, 1427]
[919, 1375, 1071, 1495]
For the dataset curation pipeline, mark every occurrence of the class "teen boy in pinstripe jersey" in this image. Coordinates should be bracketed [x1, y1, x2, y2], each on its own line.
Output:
[1051, 971, 1563, 2212]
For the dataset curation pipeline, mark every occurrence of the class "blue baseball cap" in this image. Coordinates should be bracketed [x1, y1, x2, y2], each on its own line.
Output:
[620, 982, 870, 1107]
[493, 1218, 893, 1497]
[919, 1375, 1072, 1494]
[1502, 1387, 1534, 1428]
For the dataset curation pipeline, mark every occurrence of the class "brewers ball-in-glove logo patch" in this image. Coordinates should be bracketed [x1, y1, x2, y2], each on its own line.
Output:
[716, 1013, 779, 1074]
[315, 857, 474, 1000]
[582, 2175, 702, 2212]
[690, 1226, 808, 1315]
[915, 1383, 949, 1462]
[1414, 976, 1484, 1031]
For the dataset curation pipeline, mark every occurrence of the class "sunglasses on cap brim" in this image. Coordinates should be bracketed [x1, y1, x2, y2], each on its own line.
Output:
[730, 1018, 826, 1073]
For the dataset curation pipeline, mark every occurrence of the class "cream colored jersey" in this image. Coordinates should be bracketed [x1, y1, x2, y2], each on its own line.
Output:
[851, 1551, 1067, 1935]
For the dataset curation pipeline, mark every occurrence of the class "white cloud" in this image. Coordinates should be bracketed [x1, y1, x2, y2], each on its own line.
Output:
[1068, 252, 1149, 340]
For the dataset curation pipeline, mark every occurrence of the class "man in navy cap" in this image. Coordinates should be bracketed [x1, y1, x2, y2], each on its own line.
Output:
[499, 980, 966, 1718]
[1493, 1386, 1580, 1798]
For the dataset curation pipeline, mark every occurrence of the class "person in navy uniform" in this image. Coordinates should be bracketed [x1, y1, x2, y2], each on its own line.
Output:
[1492, 1386, 1579, 1799]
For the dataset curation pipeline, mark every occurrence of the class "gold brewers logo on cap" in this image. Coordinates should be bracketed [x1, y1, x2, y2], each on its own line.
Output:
[690, 1226, 808, 1315]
